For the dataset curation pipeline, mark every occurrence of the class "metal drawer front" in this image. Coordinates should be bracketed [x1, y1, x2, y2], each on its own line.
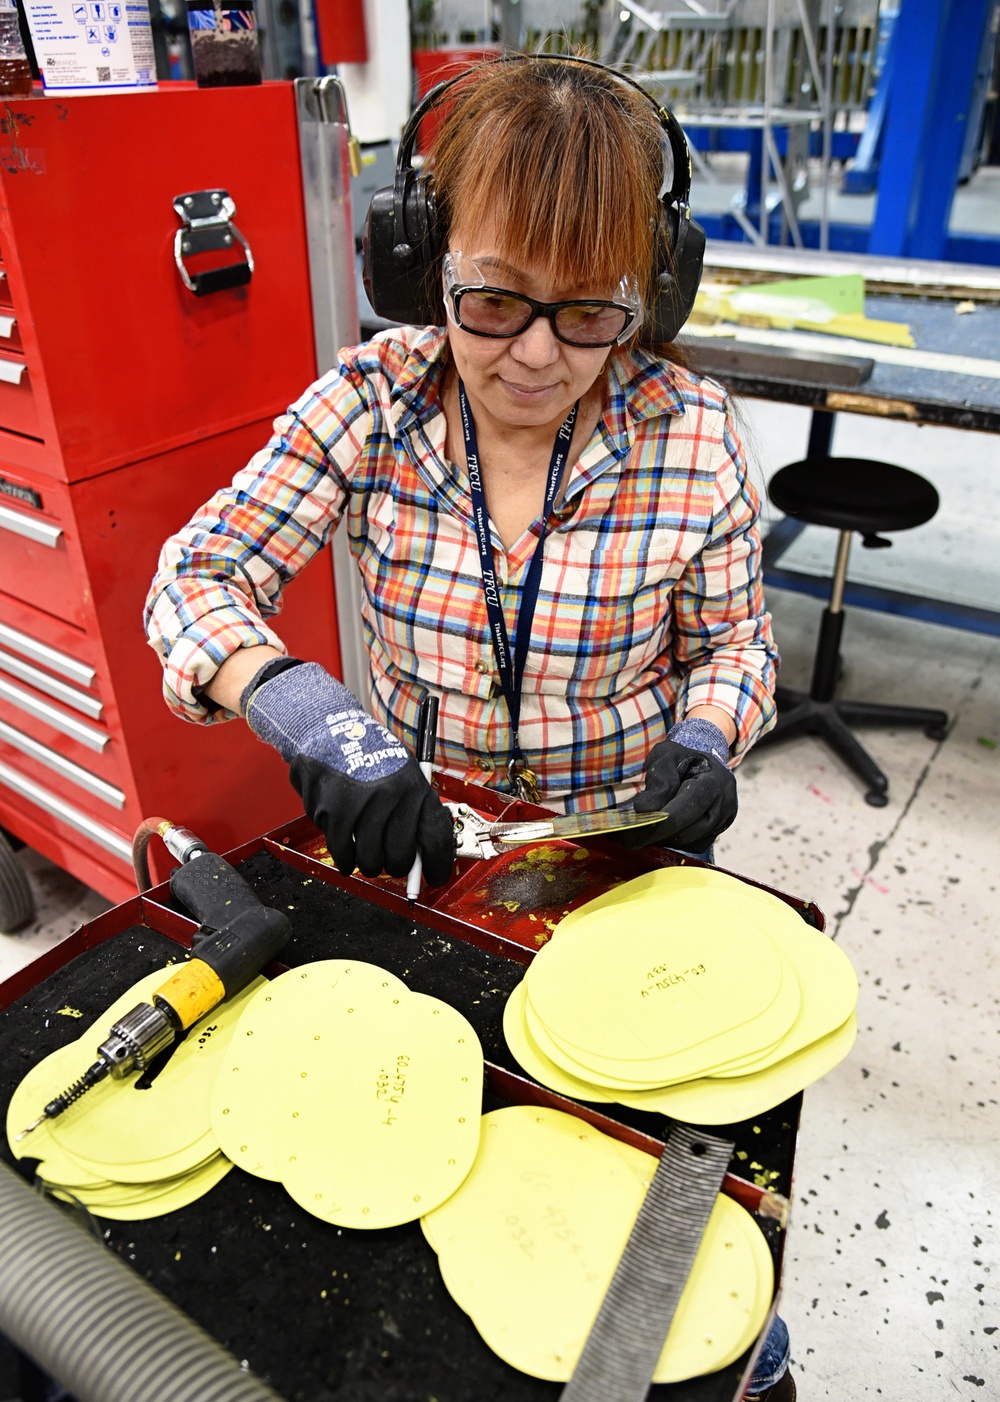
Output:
[0, 620, 96, 689]
[0, 353, 40, 438]
[0, 648, 103, 719]
[0, 485, 85, 630]
[0, 718, 124, 808]
[0, 502, 61, 547]
[0, 677, 109, 752]
[0, 759, 130, 862]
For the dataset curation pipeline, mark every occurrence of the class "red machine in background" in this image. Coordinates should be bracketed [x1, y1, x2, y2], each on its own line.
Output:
[0, 83, 351, 904]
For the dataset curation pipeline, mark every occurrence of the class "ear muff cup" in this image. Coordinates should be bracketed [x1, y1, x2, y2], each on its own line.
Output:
[363, 173, 441, 326]
[362, 56, 705, 341]
[652, 205, 706, 344]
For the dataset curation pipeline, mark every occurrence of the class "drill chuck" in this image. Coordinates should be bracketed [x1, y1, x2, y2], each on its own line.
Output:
[97, 1001, 177, 1079]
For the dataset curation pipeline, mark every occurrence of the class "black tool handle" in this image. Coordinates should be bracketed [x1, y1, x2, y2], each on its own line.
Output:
[169, 853, 291, 998]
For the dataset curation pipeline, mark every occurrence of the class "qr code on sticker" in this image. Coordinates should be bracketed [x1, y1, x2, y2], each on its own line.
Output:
[97, 66, 111, 81]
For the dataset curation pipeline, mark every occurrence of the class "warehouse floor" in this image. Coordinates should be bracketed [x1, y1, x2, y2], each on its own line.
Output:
[2, 384, 997, 1398]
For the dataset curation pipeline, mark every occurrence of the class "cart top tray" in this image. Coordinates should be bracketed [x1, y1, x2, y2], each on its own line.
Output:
[0, 832, 800, 1402]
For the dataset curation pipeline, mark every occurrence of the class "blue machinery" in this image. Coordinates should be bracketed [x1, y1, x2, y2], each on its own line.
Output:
[425, 1, 998, 260]
[600, 0, 1000, 264]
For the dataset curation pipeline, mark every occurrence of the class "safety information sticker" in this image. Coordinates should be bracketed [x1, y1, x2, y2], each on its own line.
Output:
[24, 0, 157, 93]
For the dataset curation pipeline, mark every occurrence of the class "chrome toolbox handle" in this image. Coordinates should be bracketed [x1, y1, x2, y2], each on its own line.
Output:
[173, 189, 254, 297]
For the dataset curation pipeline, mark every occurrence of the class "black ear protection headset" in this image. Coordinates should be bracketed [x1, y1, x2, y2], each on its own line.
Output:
[361, 53, 706, 344]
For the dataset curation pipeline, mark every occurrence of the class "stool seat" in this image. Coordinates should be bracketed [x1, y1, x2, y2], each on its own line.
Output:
[769, 457, 940, 536]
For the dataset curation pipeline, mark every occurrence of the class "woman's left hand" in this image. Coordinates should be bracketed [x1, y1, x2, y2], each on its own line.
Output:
[622, 718, 738, 853]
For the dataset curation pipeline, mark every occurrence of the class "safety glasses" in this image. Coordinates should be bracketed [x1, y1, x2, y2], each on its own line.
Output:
[443, 251, 643, 348]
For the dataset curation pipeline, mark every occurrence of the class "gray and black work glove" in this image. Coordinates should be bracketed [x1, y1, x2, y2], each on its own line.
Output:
[621, 717, 738, 853]
[242, 659, 454, 883]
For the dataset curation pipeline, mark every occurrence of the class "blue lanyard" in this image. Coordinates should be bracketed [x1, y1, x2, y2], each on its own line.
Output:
[458, 378, 578, 796]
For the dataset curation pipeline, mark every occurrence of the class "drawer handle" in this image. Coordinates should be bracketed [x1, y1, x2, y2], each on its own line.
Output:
[0, 502, 62, 547]
[0, 647, 103, 720]
[0, 718, 124, 808]
[0, 357, 26, 386]
[0, 677, 109, 752]
[0, 621, 95, 688]
[0, 758, 130, 862]
[0, 315, 14, 340]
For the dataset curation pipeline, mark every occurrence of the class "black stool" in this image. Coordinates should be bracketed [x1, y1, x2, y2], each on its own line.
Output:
[757, 457, 949, 806]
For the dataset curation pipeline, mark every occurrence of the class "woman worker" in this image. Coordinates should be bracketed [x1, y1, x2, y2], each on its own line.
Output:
[145, 53, 788, 1400]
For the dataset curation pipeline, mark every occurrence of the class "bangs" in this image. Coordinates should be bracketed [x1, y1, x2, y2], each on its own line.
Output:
[431, 59, 664, 302]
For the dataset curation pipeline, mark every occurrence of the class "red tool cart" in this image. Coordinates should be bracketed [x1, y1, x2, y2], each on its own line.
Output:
[0, 81, 359, 910]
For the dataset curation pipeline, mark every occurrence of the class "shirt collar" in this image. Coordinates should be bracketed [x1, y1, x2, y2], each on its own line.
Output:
[609, 345, 688, 425]
[390, 327, 450, 431]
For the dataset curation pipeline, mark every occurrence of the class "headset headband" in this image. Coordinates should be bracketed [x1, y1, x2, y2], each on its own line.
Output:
[396, 52, 693, 211]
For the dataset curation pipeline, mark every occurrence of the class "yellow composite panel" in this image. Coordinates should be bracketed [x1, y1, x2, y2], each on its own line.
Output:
[421, 1106, 773, 1383]
[693, 272, 916, 347]
[501, 867, 859, 1121]
[211, 959, 485, 1230]
[524, 888, 790, 1075]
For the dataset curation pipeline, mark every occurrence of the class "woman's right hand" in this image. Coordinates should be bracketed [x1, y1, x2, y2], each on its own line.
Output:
[242, 660, 455, 882]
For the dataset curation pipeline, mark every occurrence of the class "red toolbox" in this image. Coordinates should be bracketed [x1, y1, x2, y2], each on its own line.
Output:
[0, 85, 343, 901]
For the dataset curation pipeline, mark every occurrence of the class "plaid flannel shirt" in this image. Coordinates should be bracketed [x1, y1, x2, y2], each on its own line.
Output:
[144, 326, 777, 812]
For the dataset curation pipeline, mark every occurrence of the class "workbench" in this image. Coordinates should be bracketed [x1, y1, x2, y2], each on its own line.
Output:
[681, 247, 1000, 638]
[0, 783, 811, 1402]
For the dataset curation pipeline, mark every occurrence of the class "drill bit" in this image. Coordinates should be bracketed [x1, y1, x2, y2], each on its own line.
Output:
[15, 1058, 111, 1140]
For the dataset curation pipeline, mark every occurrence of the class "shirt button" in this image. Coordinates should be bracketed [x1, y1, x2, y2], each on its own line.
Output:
[474, 660, 490, 675]
[476, 758, 494, 772]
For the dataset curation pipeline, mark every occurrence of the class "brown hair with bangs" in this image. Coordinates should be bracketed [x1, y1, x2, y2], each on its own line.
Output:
[427, 55, 666, 342]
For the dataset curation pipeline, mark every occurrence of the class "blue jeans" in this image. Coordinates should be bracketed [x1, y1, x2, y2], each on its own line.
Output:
[747, 1314, 790, 1394]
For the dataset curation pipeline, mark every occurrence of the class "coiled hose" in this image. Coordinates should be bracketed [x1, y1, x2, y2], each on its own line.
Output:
[0, 1161, 284, 1402]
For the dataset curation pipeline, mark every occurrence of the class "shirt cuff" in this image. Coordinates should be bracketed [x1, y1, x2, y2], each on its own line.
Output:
[157, 611, 289, 724]
[677, 667, 776, 763]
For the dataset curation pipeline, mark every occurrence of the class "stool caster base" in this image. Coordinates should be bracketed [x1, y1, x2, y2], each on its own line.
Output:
[757, 689, 948, 806]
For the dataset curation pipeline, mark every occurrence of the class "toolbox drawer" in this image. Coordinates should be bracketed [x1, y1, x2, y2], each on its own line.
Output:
[0, 307, 22, 355]
[0, 353, 40, 439]
[0, 645, 102, 720]
[0, 592, 123, 807]
[0, 594, 97, 691]
[0, 476, 86, 628]
[0, 715, 124, 809]
[0, 756, 131, 866]
[0, 674, 109, 754]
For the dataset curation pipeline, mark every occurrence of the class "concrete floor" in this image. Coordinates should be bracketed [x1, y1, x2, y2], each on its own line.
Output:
[719, 399, 1000, 1401]
[1, 376, 997, 1401]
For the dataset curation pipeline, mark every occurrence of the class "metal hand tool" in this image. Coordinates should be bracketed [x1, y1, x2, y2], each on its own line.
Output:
[448, 803, 669, 861]
[16, 822, 291, 1140]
